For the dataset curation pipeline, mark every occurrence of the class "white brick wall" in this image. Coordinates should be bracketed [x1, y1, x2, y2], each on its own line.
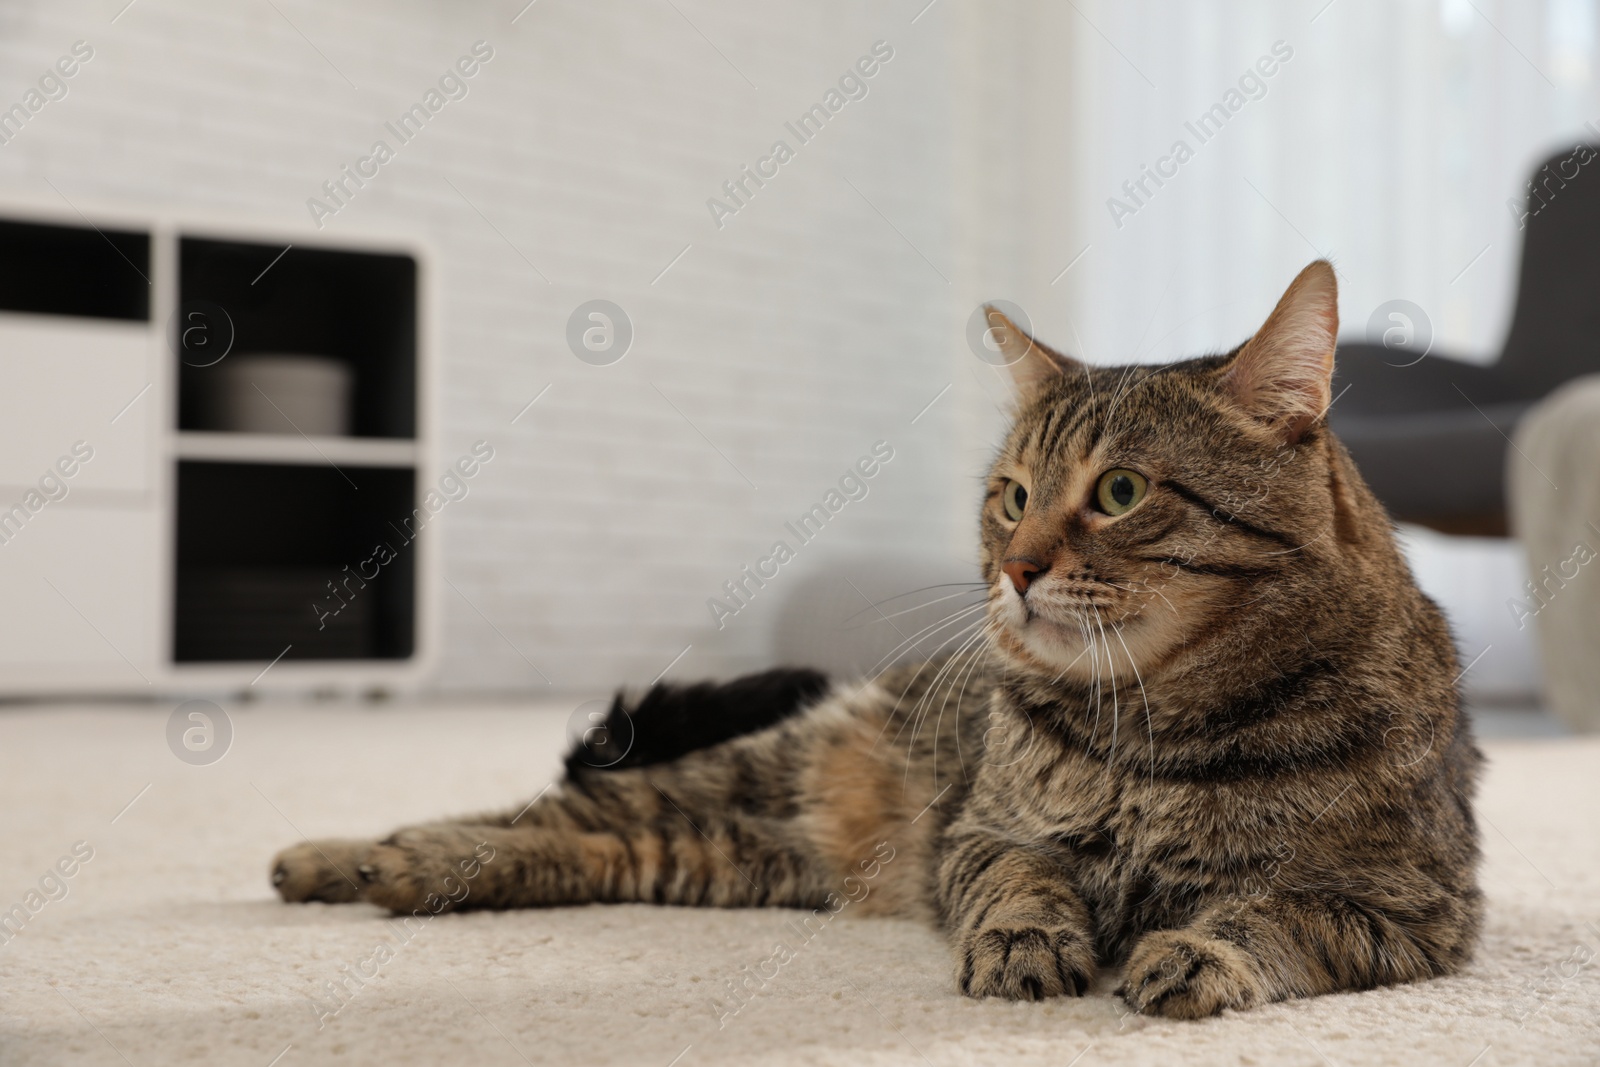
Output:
[0, 1, 1033, 696]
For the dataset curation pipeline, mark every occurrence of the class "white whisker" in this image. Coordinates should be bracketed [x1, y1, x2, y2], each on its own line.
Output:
[950, 631, 996, 783]
[904, 622, 994, 790]
[1093, 605, 1120, 761]
[838, 585, 988, 629]
[908, 619, 991, 740]
[881, 614, 990, 741]
[865, 601, 990, 682]
[876, 612, 989, 751]
[929, 621, 997, 786]
[1112, 621, 1157, 787]
[1048, 625, 1096, 685]
[1084, 613, 1103, 752]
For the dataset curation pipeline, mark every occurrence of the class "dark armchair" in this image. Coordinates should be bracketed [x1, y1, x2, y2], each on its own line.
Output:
[1328, 145, 1600, 535]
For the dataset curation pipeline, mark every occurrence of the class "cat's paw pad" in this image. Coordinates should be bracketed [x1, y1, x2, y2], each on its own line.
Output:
[355, 827, 484, 914]
[1119, 930, 1261, 1019]
[270, 840, 372, 903]
[957, 922, 1095, 1000]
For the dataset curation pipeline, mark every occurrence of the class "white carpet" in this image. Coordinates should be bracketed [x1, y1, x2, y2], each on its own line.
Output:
[0, 703, 1595, 1067]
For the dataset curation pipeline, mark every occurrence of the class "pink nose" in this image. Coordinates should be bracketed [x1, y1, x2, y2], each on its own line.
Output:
[1003, 558, 1045, 595]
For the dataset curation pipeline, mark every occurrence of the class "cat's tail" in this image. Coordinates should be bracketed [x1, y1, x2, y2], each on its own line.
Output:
[564, 666, 830, 773]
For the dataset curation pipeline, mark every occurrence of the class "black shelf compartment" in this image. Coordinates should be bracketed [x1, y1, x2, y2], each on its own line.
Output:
[176, 237, 417, 439]
[174, 461, 417, 662]
[0, 217, 150, 321]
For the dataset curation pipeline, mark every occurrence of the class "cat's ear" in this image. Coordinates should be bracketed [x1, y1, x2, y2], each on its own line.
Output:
[982, 306, 1081, 390]
[1222, 260, 1338, 442]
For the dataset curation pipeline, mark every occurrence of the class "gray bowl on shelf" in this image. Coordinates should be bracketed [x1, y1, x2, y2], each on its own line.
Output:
[197, 354, 352, 436]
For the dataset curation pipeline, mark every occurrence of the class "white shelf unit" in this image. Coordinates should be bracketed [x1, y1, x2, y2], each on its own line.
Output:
[0, 206, 437, 696]
[175, 432, 420, 468]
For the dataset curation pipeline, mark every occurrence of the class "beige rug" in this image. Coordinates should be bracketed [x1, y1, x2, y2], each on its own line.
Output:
[0, 703, 1595, 1066]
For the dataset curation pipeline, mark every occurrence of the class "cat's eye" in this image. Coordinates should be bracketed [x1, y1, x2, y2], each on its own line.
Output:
[1095, 469, 1147, 516]
[1002, 479, 1028, 521]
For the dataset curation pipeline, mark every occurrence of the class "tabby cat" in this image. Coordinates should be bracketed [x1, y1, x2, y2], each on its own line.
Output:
[272, 261, 1482, 1018]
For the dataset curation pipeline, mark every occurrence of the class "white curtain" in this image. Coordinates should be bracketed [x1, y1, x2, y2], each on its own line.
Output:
[1018, 0, 1600, 367]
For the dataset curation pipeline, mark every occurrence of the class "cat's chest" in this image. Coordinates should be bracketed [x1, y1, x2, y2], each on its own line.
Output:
[999, 749, 1258, 887]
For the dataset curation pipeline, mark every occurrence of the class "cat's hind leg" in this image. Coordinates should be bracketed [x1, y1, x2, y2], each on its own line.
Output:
[270, 669, 831, 907]
[274, 738, 830, 912]
[336, 753, 832, 914]
[270, 807, 531, 903]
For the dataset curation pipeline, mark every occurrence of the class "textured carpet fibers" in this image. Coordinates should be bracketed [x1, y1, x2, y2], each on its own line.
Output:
[0, 704, 1595, 1066]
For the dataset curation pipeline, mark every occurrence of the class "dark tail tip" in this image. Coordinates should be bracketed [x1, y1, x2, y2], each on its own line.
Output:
[564, 666, 829, 773]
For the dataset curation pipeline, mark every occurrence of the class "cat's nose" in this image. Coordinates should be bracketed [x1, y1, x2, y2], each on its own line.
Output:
[1003, 558, 1046, 595]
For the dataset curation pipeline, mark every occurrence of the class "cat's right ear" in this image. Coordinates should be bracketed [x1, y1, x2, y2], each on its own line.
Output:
[1221, 260, 1338, 443]
[982, 307, 1080, 390]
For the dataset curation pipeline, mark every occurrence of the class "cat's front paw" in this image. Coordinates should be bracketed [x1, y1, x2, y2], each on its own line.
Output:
[956, 920, 1096, 1000]
[356, 827, 491, 915]
[270, 839, 373, 903]
[1119, 929, 1262, 1019]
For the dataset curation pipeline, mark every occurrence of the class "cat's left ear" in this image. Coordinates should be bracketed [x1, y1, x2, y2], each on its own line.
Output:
[982, 306, 1082, 390]
[1222, 260, 1338, 442]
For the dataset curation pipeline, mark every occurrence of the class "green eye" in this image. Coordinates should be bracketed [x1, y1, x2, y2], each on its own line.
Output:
[1003, 479, 1028, 521]
[1095, 469, 1147, 516]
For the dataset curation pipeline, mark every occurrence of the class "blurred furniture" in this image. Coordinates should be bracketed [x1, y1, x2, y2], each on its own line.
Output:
[1329, 146, 1600, 535]
[0, 210, 433, 694]
[1508, 376, 1600, 733]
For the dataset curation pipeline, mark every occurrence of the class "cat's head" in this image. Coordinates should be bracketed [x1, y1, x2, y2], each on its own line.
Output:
[979, 260, 1356, 685]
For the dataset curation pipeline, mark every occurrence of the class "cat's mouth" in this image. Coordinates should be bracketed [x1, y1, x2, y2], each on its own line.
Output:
[1022, 604, 1124, 642]
[993, 587, 1123, 662]
[987, 572, 1172, 681]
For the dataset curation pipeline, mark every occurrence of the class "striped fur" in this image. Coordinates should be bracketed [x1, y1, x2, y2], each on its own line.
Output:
[272, 261, 1481, 1018]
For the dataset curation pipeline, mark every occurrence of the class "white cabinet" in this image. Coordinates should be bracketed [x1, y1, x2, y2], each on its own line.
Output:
[0, 506, 161, 683]
[0, 315, 157, 494]
[0, 210, 434, 696]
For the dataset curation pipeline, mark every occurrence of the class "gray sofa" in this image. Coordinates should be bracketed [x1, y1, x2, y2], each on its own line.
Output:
[1329, 144, 1600, 535]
